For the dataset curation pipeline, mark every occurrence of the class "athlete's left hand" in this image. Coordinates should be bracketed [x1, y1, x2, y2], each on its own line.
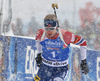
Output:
[35, 53, 42, 67]
[80, 59, 89, 74]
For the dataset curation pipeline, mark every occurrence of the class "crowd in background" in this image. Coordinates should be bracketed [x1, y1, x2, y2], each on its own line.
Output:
[9, 16, 100, 51]
[3, 1, 100, 51]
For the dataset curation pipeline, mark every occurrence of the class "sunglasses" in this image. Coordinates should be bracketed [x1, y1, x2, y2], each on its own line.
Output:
[44, 19, 57, 27]
[45, 27, 56, 31]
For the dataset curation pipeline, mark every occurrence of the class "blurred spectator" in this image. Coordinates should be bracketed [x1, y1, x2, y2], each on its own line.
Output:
[76, 24, 95, 49]
[94, 34, 100, 50]
[11, 18, 24, 36]
[93, 21, 100, 50]
[79, 2, 100, 28]
[26, 17, 41, 37]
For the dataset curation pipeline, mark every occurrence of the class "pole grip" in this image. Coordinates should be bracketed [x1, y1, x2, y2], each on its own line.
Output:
[52, 4, 58, 9]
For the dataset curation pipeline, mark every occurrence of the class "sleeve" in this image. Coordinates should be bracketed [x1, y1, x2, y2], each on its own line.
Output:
[73, 35, 87, 60]
[35, 29, 44, 41]
[62, 29, 76, 44]
[35, 29, 44, 54]
[62, 29, 87, 47]
[73, 35, 87, 46]
[36, 40, 42, 54]
[62, 29, 87, 60]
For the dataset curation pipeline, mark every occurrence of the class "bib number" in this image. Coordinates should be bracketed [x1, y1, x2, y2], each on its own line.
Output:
[51, 51, 55, 58]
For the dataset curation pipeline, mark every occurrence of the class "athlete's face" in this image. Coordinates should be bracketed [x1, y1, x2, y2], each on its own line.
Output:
[45, 27, 57, 38]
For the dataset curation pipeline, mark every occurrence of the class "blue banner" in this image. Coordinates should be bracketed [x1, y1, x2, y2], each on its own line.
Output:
[16, 37, 38, 81]
[0, 35, 99, 81]
[8, 37, 39, 81]
[87, 50, 100, 81]
[71, 47, 100, 81]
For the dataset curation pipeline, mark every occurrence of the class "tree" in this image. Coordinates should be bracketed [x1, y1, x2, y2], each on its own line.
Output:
[15, 18, 23, 36]
[26, 17, 41, 37]
[79, 2, 100, 28]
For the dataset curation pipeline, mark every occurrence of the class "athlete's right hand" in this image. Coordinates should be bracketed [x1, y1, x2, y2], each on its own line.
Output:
[35, 53, 42, 67]
[80, 59, 89, 74]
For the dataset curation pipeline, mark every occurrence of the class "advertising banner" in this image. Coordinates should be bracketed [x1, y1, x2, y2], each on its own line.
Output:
[0, 35, 9, 81]
[71, 47, 82, 81]
[5, 36, 100, 81]
[71, 47, 100, 81]
[16, 37, 38, 81]
[87, 50, 100, 81]
[8, 37, 39, 81]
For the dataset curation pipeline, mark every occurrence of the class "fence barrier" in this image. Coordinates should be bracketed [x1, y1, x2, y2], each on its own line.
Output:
[0, 35, 100, 81]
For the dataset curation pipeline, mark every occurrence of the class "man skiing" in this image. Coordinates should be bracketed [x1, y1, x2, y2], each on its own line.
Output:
[34, 14, 89, 81]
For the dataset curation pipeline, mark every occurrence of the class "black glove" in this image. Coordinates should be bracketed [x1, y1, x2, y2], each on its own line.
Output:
[80, 59, 89, 74]
[35, 53, 42, 67]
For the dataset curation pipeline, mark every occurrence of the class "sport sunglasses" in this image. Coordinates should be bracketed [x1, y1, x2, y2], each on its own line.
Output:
[44, 19, 57, 27]
[45, 27, 56, 31]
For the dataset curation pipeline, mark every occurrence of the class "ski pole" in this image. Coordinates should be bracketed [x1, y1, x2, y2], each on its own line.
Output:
[52, 3, 58, 16]
[86, 74, 92, 81]
[52, 3, 59, 27]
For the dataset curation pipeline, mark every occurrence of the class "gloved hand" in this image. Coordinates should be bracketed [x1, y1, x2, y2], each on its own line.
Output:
[35, 53, 42, 67]
[80, 59, 89, 74]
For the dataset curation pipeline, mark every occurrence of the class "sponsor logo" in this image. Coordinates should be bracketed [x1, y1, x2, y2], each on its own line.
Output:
[0, 41, 5, 70]
[42, 58, 68, 67]
[72, 49, 81, 81]
[47, 47, 59, 50]
[0, 41, 5, 80]
[97, 57, 100, 81]
[25, 46, 38, 78]
[45, 41, 62, 46]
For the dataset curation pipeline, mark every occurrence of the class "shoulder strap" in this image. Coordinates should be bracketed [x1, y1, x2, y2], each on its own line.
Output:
[40, 28, 69, 48]
[58, 28, 69, 48]
[41, 30, 45, 41]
